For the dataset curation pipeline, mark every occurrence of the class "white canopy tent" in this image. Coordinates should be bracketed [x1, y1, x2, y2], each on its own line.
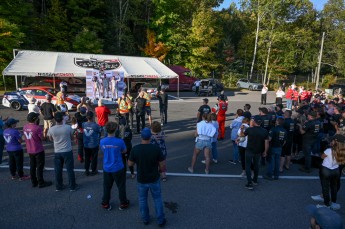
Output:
[2, 50, 179, 96]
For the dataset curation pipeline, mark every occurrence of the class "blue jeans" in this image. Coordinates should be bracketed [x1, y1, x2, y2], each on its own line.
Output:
[267, 147, 282, 179]
[232, 140, 239, 161]
[286, 99, 292, 110]
[137, 179, 165, 224]
[211, 142, 218, 160]
[54, 151, 76, 190]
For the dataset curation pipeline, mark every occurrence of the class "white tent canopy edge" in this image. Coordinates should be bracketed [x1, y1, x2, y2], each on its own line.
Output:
[2, 49, 179, 96]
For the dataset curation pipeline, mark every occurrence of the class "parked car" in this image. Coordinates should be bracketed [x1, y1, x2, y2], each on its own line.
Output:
[139, 83, 169, 97]
[2, 86, 80, 111]
[236, 79, 263, 91]
[192, 78, 224, 96]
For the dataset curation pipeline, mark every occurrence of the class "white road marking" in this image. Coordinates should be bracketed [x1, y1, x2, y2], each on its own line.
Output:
[0, 165, 343, 180]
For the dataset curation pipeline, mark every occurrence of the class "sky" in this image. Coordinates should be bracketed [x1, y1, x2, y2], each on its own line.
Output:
[216, 0, 328, 11]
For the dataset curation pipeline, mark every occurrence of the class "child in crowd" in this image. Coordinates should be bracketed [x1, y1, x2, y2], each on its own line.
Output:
[311, 134, 345, 210]
[150, 121, 168, 181]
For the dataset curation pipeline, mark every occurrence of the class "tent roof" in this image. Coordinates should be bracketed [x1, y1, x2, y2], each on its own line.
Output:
[2, 50, 178, 78]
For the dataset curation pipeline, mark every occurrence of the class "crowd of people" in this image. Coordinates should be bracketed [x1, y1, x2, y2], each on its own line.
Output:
[190, 83, 345, 221]
[1, 81, 345, 227]
[0, 85, 169, 227]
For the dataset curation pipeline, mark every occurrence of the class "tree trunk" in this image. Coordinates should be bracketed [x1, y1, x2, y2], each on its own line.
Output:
[249, 0, 260, 80]
[263, 39, 272, 85]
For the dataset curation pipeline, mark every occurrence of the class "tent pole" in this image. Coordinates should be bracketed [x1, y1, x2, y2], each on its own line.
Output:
[127, 77, 129, 92]
[15, 75, 18, 90]
[53, 75, 56, 89]
[177, 76, 179, 98]
[2, 75, 6, 91]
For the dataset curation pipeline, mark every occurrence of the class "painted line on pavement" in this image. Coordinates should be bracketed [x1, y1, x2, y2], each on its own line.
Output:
[0, 165, 344, 180]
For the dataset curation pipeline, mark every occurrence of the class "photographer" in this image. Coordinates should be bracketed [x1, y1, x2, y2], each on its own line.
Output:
[77, 96, 93, 112]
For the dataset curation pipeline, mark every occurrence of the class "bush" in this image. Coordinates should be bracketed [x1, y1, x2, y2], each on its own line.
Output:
[222, 71, 246, 88]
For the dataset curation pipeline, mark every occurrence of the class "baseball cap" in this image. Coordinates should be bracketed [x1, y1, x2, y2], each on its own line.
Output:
[141, 127, 152, 140]
[54, 112, 64, 122]
[330, 134, 345, 143]
[203, 98, 209, 103]
[251, 115, 262, 125]
[5, 118, 19, 126]
[306, 205, 343, 229]
[27, 112, 39, 122]
[79, 107, 87, 116]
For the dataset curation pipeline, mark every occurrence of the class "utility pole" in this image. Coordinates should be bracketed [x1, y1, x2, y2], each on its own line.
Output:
[316, 32, 325, 90]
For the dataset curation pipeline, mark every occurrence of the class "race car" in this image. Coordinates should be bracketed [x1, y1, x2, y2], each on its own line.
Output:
[2, 86, 81, 111]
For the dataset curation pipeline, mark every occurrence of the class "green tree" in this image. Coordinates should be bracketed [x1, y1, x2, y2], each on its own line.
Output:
[186, 3, 223, 77]
[0, 19, 25, 88]
[73, 28, 103, 53]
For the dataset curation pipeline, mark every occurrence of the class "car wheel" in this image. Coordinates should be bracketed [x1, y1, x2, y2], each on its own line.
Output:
[249, 86, 253, 91]
[237, 83, 241, 88]
[10, 101, 22, 111]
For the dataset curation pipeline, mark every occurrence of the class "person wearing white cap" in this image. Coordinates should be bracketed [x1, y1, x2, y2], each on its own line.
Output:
[28, 97, 40, 114]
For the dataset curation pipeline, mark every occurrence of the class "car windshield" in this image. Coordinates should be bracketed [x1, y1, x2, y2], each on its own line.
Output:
[47, 88, 58, 95]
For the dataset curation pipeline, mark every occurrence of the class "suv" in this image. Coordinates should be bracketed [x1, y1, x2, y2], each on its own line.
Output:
[236, 79, 263, 91]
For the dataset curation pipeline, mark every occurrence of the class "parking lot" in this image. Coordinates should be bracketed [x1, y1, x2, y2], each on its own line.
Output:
[0, 90, 344, 229]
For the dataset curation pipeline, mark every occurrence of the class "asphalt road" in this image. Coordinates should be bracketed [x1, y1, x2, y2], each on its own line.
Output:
[0, 90, 344, 229]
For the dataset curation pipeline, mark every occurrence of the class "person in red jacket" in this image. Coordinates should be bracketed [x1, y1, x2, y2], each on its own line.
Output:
[300, 87, 308, 103]
[292, 89, 299, 108]
[217, 98, 228, 140]
[285, 86, 293, 110]
[307, 89, 313, 103]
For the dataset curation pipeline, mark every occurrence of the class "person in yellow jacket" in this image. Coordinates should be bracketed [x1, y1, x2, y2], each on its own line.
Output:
[142, 89, 152, 126]
[126, 91, 134, 129]
[117, 93, 130, 124]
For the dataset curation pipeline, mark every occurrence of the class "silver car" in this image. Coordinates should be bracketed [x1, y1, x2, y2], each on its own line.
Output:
[236, 79, 263, 91]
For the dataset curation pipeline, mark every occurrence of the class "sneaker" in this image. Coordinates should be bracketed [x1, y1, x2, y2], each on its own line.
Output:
[119, 200, 130, 210]
[229, 160, 236, 165]
[252, 181, 258, 186]
[90, 171, 98, 176]
[187, 167, 194, 173]
[84, 171, 90, 176]
[39, 181, 53, 188]
[19, 175, 31, 181]
[102, 203, 112, 211]
[263, 175, 273, 181]
[245, 183, 254, 190]
[212, 159, 218, 164]
[330, 202, 341, 210]
[70, 184, 78, 192]
[158, 219, 167, 228]
[11, 175, 18, 180]
[130, 174, 136, 179]
[201, 160, 206, 164]
[55, 188, 63, 192]
[205, 169, 209, 174]
[311, 195, 324, 202]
